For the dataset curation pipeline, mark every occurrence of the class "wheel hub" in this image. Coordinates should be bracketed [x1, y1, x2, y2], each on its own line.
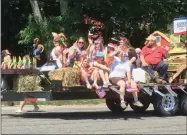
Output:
[161, 93, 175, 112]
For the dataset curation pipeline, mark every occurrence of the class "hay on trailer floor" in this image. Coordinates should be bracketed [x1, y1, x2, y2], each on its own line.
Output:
[13, 75, 42, 92]
[48, 67, 81, 87]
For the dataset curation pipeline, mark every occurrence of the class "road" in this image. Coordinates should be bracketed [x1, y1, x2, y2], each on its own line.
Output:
[1, 104, 187, 134]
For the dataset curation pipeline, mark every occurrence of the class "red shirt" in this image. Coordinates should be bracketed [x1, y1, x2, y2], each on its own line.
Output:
[141, 45, 166, 65]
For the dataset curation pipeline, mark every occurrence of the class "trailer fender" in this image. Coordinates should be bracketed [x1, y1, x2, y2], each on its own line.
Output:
[164, 85, 178, 97]
[153, 85, 165, 97]
[178, 85, 187, 95]
[141, 87, 153, 96]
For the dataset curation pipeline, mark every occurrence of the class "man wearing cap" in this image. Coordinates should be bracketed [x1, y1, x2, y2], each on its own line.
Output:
[140, 35, 169, 83]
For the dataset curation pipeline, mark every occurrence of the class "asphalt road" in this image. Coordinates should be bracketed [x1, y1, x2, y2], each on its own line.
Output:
[1, 105, 187, 134]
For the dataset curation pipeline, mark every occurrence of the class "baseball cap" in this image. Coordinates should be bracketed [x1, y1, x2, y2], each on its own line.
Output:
[146, 35, 156, 41]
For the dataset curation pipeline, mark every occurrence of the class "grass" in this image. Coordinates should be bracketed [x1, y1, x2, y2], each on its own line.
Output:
[1, 99, 105, 106]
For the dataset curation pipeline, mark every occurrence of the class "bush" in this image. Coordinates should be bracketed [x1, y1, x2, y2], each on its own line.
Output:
[18, 14, 84, 54]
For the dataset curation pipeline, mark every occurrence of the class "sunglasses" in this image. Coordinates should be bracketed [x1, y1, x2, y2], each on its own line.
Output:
[78, 41, 84, 44]
[121, 53, 128, 57]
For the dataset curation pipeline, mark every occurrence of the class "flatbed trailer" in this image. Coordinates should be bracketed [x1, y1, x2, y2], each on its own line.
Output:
[1, 69, 187, 116]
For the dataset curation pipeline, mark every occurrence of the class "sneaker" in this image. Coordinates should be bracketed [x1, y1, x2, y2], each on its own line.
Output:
[107, 82, 112, 86]
[15, 109, 23, 113]
[133, 101, 143, 107]
[103, 83, 108, 88]
[120, 101, 127, 109]
[33, 107, 39, 112]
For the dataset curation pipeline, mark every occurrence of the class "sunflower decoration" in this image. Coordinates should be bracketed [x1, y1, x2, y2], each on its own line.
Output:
[8, 57, 13, 69]
[21, 56, 26, 69]
[13, 56, 17, 69]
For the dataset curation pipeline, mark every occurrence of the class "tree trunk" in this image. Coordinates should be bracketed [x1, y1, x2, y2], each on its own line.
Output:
[30, 0, 43, 23]
[57, 0, 68, 15]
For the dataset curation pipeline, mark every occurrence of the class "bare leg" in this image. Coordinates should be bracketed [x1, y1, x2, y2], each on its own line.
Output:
[31, 102, 39, 109]
[104, 71, 112, 85]
[130, 80, 143, 107]
[98, 69, 107, 83]
[98, 69, 108, 88]
[81, 71, 92, 89]
[16, 101, 26, 113]
[19, 101, 26, 110]
[132, 92, 138, 102]
[116, 80, 126, 101]
[92, 70, 100, 89]
[116, 80, 127, 108]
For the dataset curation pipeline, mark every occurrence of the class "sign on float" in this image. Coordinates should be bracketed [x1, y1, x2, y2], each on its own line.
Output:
[174, 17, 187, 35]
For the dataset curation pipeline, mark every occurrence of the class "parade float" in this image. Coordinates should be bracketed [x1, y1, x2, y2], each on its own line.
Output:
[1, 19, 187, 116]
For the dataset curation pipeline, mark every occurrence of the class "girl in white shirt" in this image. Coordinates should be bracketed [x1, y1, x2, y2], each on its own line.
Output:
[93, 52, 143, 108]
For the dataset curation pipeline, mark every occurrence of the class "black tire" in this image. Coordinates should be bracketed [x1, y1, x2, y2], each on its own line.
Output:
[180, 94, 187, 116]
[106, 98, 128, 113]
[153, 91, 179, 116]
[129, 99, 150, 113]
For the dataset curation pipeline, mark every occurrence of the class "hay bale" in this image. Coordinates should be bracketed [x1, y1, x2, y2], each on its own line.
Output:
[13, 75, 42, 92]
[48, 68, 65, 81]
[62, 67, 81, 87]
[48, 67, 81, 87]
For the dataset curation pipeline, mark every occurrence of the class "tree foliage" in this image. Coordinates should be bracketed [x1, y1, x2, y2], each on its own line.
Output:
[2, 0, 187, 55]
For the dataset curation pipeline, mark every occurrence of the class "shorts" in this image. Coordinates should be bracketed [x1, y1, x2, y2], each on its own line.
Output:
[81, 76, 94, 85]
[110, 77, 124, 85]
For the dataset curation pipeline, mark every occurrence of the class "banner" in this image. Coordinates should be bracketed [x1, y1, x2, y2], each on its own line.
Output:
[174, 17, 187, 35]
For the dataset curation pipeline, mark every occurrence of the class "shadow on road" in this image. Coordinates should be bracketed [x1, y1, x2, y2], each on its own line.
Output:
[2, 110, 169, 120]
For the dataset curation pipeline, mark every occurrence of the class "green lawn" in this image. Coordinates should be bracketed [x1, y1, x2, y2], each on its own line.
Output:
[1, 99, 105, 106]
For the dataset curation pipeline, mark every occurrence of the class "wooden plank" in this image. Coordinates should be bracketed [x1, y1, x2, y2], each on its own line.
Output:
[169, 52, 187, 56]
[1, 69, 40, 75]
[167, 59, 186, 64]
[168, 66, 178, 72]
[169, 64, 187, 83]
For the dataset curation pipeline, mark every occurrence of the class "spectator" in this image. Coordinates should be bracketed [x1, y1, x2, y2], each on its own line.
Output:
[16, 101, 40, 113]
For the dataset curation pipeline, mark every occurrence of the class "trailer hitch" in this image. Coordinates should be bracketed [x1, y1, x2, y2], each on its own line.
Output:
[164, 85, 178, 97]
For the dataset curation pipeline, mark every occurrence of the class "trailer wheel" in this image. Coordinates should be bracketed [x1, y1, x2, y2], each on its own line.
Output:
[153, 91, 179, 116]
[180, 94, 187, 115]
[129, 99, 150, 113]
[106, 98, 128, 113]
